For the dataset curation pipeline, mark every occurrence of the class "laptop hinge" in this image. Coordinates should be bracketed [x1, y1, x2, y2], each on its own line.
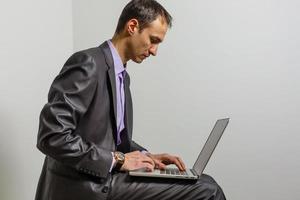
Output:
[190, 169, 199, 177]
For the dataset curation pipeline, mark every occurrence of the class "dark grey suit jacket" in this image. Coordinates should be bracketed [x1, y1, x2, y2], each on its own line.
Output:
[35, 42, 146, 200]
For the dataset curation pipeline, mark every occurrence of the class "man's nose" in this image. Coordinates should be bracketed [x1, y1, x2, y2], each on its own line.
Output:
[149, 45, 158, 56]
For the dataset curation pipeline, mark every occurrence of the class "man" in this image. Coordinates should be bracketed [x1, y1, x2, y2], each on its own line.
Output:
[35, 0, 226, 200]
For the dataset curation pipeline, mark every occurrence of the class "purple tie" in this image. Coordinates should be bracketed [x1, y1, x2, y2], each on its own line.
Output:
[117, 71, 125, 145]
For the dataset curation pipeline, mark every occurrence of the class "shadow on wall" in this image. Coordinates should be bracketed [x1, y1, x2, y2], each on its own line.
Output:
[0, 111, 18, 200]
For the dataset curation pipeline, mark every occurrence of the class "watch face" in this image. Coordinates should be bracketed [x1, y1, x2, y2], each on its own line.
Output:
[115, 152, 125, 164]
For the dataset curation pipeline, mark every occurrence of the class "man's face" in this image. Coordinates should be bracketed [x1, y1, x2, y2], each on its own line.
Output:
[127, 16, 168, 63]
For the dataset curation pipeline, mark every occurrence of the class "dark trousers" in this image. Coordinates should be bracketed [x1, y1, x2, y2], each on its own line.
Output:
[108, 173, 226, 200]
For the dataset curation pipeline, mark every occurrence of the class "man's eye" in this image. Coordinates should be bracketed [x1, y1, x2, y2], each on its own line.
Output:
[150, 37, 160, 44]
[150, 38, 156, 43]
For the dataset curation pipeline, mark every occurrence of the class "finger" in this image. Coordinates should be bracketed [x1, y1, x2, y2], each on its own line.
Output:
[173, 159, 184, 171]
[169, 155, 186, 171]
[143, 162, 154, 172]
[145, 154, 159, 169]
[177, 157, 186, 170]
[141, 154, 155, 167]
[167, 156, 184, 171]
[153, 159, 166, 169]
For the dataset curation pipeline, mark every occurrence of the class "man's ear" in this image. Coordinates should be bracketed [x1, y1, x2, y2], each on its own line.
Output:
[127, 19, 139, 35]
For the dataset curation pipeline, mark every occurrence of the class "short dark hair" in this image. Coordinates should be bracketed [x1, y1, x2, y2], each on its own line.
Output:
[115, 0, 173, 34]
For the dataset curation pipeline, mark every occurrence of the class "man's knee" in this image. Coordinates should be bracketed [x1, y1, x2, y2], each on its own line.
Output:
[199, 174, 218, 184]
[196, 174, 225, 200]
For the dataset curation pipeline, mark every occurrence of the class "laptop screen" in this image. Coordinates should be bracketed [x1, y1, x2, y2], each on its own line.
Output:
[192, 118, 229, 175]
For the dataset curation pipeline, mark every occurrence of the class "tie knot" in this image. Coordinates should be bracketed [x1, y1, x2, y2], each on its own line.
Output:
[118, 70, 126, 79]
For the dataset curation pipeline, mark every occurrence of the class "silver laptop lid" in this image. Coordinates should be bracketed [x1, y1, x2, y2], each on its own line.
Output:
[192, 118, 229, 175]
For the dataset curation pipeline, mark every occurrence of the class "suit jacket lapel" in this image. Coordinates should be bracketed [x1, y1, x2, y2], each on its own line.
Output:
[100, 42, 118, 130]
[124, 72, 133, 140]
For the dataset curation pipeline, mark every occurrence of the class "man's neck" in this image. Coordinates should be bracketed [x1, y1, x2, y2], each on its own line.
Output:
[111, 34, 129, 65]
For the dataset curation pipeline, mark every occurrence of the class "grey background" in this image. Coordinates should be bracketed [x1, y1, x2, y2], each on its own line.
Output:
[1, 0, 299, 200]
[0, 1, 73, 200]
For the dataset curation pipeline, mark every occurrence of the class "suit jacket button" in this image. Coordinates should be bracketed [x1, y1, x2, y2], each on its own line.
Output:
[102, 186, 109, 193]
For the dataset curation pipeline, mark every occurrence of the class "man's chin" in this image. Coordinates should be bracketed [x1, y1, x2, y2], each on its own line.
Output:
[132, 57, 144, 64]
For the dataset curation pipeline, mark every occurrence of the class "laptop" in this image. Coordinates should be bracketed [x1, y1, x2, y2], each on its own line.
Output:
[129, 118, 229, 180]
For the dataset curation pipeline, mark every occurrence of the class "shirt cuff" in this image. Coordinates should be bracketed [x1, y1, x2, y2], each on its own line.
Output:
[141, 150, 149, 155]
[109, 152, 116, 172]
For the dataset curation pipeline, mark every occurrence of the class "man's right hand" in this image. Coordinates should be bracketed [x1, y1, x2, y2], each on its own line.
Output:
[120, 151, 155, 172]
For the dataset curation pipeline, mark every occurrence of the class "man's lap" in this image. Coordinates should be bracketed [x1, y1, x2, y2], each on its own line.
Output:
[108, 172, 226, 200]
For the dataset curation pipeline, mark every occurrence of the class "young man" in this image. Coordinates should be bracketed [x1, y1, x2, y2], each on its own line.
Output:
[35, 0, 226, 199]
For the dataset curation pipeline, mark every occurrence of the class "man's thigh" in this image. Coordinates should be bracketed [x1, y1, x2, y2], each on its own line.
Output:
[108, 173, 226, 200]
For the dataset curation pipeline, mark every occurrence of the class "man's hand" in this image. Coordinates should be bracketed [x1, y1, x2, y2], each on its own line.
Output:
[120, 151, 155, 172]
[146, 153, 186, 171]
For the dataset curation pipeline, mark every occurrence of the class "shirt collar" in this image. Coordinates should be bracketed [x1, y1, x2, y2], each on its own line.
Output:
[107, 40, 126, 75]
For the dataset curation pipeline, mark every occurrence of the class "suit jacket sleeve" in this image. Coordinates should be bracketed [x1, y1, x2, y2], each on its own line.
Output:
[37, 51, 112, 178]
[130, 141, 148, 152]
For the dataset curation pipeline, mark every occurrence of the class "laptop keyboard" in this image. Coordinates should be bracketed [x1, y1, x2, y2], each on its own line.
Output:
[160, 168, 188, 176]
